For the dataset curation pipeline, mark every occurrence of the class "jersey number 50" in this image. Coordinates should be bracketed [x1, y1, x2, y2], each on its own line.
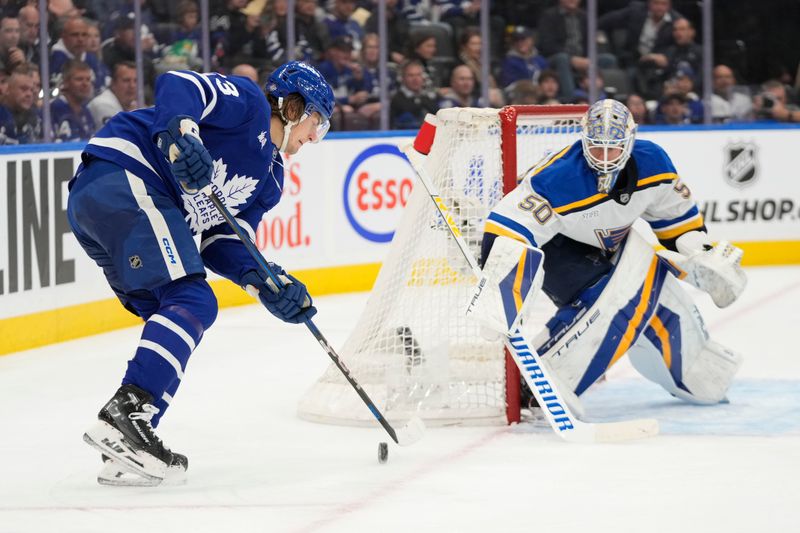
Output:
[517, 193, 553, 224]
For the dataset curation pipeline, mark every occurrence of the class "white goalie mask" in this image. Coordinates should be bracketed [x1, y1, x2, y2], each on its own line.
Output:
[580, 99, 637, 193]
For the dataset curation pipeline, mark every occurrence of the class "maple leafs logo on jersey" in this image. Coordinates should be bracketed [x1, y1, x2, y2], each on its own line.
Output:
[183, 158, 258, 233]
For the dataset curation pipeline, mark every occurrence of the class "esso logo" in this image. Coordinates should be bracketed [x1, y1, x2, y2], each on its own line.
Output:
[343, 144, 414, 242]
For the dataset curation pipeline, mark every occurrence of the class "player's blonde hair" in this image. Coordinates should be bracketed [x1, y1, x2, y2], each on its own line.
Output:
[267, 93, 306, 124]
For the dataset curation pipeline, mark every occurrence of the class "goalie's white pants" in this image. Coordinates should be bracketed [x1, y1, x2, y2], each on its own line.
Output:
[537, 229, 742, 404]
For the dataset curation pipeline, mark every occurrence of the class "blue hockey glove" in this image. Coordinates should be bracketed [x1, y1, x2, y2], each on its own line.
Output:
[241, 266, 317, 324]
[156, 115, 213, 194]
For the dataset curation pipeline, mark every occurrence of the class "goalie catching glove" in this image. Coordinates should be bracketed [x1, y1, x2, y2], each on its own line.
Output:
[241, 265, 317, 324]
[156, 115, 214, 194]
[662, 232, 747, 308]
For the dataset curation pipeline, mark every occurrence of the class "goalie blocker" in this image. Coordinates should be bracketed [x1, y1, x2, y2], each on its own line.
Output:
[471, 230, 743, 405]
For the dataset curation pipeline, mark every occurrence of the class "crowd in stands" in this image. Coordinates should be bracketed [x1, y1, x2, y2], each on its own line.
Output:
[1, 0, 800, 145]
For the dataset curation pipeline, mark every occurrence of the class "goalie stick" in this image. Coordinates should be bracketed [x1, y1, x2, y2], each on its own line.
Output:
[197, 185, 425, 447]
[403, 146, 658, 443]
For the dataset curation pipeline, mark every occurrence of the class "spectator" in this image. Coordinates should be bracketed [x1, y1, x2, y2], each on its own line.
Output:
[655, 92, 690, 125]
[51, 59, 96, 141]
[456, 26, 503, 107]
[324, 0, 365, 52]
[661, 64, 703, 123]
[28, 63, 41, 107]
[754, 79, 800, 123]
[626, 93, 651, 124]
[646, 17, 702, 92]
[102, 16, 155, 88]
[86, 20, 110, 88]
[407, 31, 443, 93]
[500, 26, 548, 89]
[398, 0, 428, 23]
[106, 1, 158, 46]
[598, 0, 680, 69]
[317, 35, 364, 115]
[225, 0, 271, 69]
[572, 70, 607, 103]
[50, 17, 107, 93]
[537, 69, 562, 104]
[365, 0, 410, 65]
[158, 0, 204, 73]
[264, 0, 330, 65]
[17, 5, 39, 65]
[438, 64, 479, 109]
[356, 32, 389, 122]
[710, 64, 752, 123]
[390, 59, 438, 129]
[231, 63, 259, 83]
[87, 61, 137, 126]
[295, 0, 330, 62]
[537, 0, 616, 101]
[0, 15, 24, 73]
[436, 0, 504, 61]
[208, 0, 248, 67]
[600, 0, 682, 99]
[0, 66, 41, 144]
[507, 79, 540, 105]
[262, 0, 287, 65]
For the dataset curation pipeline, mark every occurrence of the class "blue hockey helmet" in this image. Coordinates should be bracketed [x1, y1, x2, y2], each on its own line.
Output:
[266, 61, 335, 144]
[580, 99, 637, 193]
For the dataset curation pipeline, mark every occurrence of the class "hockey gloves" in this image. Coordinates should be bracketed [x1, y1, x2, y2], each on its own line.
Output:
[683, 241, 747, 308]
[241, 266, 317, 324]
[156, 115, 213, 194]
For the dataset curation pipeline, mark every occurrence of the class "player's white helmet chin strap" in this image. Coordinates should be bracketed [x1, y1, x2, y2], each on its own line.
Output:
[277, 96, 300, 153]
[580, 99, 637, 194]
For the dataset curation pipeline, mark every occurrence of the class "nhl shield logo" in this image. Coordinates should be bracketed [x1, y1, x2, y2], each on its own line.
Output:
[129, 255, 142, 269]
[724, 142, 758, 188]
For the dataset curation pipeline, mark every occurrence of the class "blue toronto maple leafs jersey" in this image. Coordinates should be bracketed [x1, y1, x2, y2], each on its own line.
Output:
[82, 70, 284, 285]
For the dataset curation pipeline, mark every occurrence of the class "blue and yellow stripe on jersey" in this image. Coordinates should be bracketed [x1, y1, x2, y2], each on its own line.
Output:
[574, 254, 673, 395]
[648, 205, 705, 240]
[530, 139, 680, 216]
[484, 212, 538, 247]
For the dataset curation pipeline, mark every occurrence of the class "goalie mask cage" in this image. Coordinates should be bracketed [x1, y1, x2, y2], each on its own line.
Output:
[298, 105, 588, 427]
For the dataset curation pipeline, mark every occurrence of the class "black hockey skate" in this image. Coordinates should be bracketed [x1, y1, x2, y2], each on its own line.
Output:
[98, 452, 188, 487]
[83, 384, 174, 483]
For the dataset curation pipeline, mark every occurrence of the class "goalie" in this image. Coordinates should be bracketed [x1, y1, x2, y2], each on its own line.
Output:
[475, 99, 746, 409]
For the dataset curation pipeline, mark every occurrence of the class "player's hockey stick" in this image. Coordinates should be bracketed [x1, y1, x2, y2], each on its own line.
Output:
[403, 146, 658, 443]
[199, 185, 425, 446]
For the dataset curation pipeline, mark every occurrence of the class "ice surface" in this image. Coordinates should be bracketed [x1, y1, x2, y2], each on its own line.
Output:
[1, 266, 798, 533]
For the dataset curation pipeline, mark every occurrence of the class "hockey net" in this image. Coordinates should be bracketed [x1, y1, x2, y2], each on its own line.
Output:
[298, 105, 587, 427]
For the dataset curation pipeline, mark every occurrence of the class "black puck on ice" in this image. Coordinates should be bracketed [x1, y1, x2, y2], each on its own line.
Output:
[378, 442, 388, 463]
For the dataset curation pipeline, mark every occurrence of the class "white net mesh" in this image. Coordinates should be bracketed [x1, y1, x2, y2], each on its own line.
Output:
[298, 106, 585, 427]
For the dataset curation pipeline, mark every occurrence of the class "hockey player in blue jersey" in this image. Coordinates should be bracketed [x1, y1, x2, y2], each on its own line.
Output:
[68, 61, 334, 486]
[471, 99, 747, 414]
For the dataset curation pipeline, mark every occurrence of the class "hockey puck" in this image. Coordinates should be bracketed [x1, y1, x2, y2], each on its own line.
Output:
[378, 442, 388, 464]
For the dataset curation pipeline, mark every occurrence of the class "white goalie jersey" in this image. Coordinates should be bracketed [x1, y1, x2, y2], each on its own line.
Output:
[484, 138, 704, 261]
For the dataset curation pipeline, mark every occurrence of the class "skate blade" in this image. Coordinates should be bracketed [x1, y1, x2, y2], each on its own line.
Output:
[98, 457, 187, 487]
[83, 421, 167, 482]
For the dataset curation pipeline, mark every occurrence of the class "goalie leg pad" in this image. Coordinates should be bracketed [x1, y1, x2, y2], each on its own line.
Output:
[535, 229, 669, 394]
[629, 274, 742, 404]
[466, 236, 544, 335]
